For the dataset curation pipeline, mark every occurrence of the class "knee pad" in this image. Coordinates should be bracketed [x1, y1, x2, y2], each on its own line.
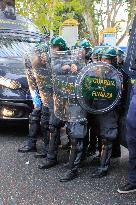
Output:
[40, 112, 49, 131]
[71, 138, 84, 152]
[102, 139, 112, 150]
[41, 106, 50, 118]
[29, 109, 41, 123]
[66, 121, 87, 139]
[49, 125, 57, 133]
[41, 122, 49, 131]
[71, 138, 78, 147]
[77, 139, 84, 151]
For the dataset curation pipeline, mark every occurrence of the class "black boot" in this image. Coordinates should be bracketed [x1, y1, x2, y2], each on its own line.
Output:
[35, 109, 50, 158]
[111, 137, 121, 158]
[18, 139, 37, 153]
[91, 136, 102, 163]
[38, 158, 58, 169]
[38, 126, 60, 169]
[91, 139, 112, 178]
[35, 128, 50, 158]
[60, 138, 83, 182]
[18, 109, 41, 153]
[79, 136, 89, 168]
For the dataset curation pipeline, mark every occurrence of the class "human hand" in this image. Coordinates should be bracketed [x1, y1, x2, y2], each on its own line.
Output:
[32, 54, 39, 67]
[62, 64, 71, 71]
[71, 64, 77, 73]
[40, 52, 47, 64]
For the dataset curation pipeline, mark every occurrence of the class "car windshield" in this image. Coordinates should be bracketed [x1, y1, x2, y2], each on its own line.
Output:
[0, 34, 42, 58]
[0, 33, 44, 76]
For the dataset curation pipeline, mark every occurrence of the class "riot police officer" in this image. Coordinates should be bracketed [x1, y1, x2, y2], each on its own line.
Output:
[117, 49, 125, 67]
[39, 38, 88, 182]
[79, 42, 99, 160]
[86, 47, 104, 158]
[18, 44, 49, 158]
[80, 39, 92, 64]
[91, 48, 122, 178]
[38, 36, 68, 169]
[91, 48, 103, 62]
[18, 68, 41, 153]
[32, 43, 51, 158]
[58, 49, 87, 182]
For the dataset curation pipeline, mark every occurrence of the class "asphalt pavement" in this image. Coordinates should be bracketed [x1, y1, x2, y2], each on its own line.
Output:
[0, 124, 136, 205]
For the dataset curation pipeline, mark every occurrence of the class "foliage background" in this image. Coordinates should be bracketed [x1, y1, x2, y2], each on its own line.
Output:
[16, 0, 136, 45]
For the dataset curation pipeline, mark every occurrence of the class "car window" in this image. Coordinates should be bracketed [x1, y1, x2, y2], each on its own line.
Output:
[0, 37, 36, 57]
[0, 34, 44, 75]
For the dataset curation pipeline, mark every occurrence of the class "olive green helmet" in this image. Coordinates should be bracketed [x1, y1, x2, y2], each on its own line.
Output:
[92, 48, 103, 55]
[91, 48, 104, 61]
[80, 39, 92, 49]
[101, 47, 117, 59]
[35, 42, 48, 53]
[51, 36, 68, 51]
[117, 48, 124, 57]
[50, 35, 57, 45]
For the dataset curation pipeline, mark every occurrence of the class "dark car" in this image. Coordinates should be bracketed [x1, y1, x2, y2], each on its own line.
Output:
[0, 8, 46, 120]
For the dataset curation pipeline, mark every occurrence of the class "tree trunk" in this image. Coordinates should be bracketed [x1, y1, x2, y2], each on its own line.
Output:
[83, 10, 97, 45]
[116, 18, 132, 45]
[116, 31, 127, 46]
[106, 0, 111, 27]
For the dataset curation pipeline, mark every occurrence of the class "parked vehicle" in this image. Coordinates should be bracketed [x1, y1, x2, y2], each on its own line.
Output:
[0, 4, 46, 120]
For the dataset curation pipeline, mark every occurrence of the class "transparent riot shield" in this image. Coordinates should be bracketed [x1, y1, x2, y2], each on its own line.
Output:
[76, 62, 123, 114]
[30, 47, 53, 108]
[51, 49, 86, 122]
[24, 55, 41, 108]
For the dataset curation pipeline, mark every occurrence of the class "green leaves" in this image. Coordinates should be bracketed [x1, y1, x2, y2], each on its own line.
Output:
[16, 0, 135, 45]
[16, 0, 88, 36]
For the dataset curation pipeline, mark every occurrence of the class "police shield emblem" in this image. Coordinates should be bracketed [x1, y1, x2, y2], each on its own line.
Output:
[76, 62, 123, 114]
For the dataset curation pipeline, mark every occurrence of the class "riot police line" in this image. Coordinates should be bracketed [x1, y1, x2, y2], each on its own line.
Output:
[18, 36, 125, 182]
[1, 0, 135, 192]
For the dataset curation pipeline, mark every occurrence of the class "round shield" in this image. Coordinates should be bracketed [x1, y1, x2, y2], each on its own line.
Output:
[76, 62, 123, 114]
